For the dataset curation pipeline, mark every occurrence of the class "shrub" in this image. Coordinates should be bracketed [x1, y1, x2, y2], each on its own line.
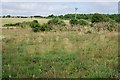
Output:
[30, 22, 41, 32]
[14, 22, 21, 26]
[20, 20, 39, 28]
[48, 18, 66, 26]
[20, 21, 31, 28]
[4, 21, 32, 28]
[106, 20, 118, 32]
[58, 20, 66, 26]
[69, 19, 90, 26]
[69, 19, 79, 26]
[33, 20, 38, 23]
[91, 13, 109, 23]
[40, 23, 52, 31]
[92, 21, 118, 32]
[30, 20, 52, 32]
[4, 22, 21, 27]
[4, 23, 15, 26]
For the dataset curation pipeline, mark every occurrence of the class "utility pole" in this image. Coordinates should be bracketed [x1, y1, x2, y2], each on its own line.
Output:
[75, 8, 78, 19]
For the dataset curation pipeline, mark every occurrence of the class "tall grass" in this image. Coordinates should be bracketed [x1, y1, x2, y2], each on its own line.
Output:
[2, 28, 118, 78]
[1, 18, 69, 25]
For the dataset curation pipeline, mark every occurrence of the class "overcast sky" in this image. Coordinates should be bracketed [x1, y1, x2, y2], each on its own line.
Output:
[1, 0, 120, 2]
[1, 2, 119, 16]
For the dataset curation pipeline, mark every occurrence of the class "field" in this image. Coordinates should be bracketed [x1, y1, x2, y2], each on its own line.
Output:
[1, 18, 118, 78]
[1, 18, 70, 25]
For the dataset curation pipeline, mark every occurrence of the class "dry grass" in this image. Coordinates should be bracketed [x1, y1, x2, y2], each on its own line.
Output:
[2, 28, 118, 78]
[1, 18, 69, 25]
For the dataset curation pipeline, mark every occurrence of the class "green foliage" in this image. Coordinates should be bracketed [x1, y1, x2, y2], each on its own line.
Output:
[30, 20, 52, 32]
[47, 14, 57, 18]
[4, 22, 21, 26]
[69, 19, 90, 26]
[4, 21, 34, 28]
[69, 19, 79, 26]
[6, 15, 11, 18]
[40, 23, 52, 31]
[91, 13, 109, 23]
[108, 14, 120, 23]
[106, 20, 118, 32]
[30, 21, 41, 32]
[3, 30, 118, 78]
[20, 21, 31, 28]
[78, 19, 89, 26]
[48, 18, 66, 26]
[33, 20, 38, 23]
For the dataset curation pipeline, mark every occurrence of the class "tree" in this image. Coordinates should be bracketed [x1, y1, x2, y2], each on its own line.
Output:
[6, 15, 11, 18]
[48, 14, 56, 18]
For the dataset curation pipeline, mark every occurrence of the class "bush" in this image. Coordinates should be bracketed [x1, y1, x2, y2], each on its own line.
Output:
[33, 20, 38, 23]
[4, 22, 21, 26]
[91, 13, 109, 23]
[69, 19, 79, 26]
[69, 19, 90, 26]
[19, 20, 38, 28]
[40, 23, 52, 31]
[48, 18, 66, 26]
[58, 20, 66, 26]
[20, 21, 31, 28]
[92, 21, 118, 32]
[30, 20, 52, 32]
[30, 22, 41, 32]
[4, 23, 15, 26]
[106, 20, 118, 31]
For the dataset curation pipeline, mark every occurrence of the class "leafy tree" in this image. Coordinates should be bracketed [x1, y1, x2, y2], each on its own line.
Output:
[47, 14, 57, 18]
[58, 15, 64, 19]
[6, 15, 11, 18]
[2, 16, 5, 18]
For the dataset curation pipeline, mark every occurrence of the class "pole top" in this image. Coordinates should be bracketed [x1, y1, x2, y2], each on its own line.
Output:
[75, 8, 78, 10]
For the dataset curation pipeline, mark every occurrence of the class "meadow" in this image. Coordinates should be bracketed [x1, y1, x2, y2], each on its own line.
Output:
[1, 18, 70, 25]
[1, 18, 119, 78]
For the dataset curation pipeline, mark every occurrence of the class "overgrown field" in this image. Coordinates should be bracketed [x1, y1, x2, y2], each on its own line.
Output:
[2, 27, 118, 78]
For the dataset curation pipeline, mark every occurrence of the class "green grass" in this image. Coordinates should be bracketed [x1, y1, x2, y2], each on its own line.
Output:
[2, 28, 118, 78]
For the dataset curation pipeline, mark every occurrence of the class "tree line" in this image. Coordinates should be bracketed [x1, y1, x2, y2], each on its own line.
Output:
[1, 13, 120, 23]
[47, 14, 120, 23]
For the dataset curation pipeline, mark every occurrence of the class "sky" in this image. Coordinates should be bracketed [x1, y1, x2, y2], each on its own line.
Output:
[0, 1, 119, 16]
[1, 0, 120, 2]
